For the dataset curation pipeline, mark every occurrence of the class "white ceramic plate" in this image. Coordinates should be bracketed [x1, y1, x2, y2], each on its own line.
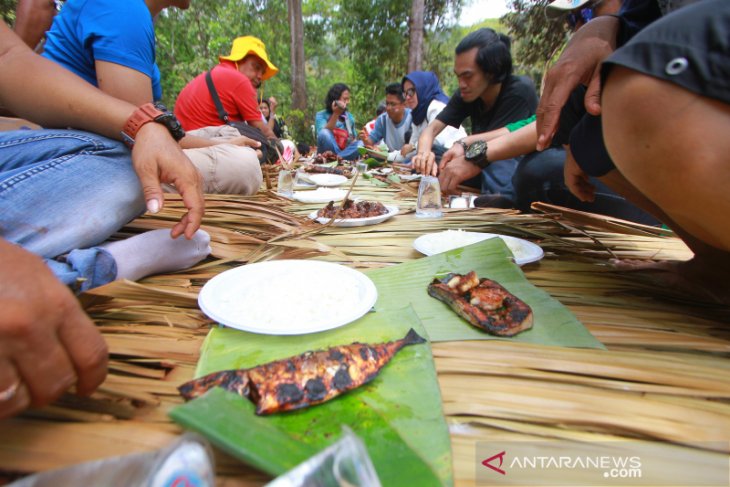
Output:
[309, 205, 399, 227]
[412, 230, 544, 265]
[292, 188, 348, 204]
[308, 174, 348, 187]
[198, 260, 377, 335]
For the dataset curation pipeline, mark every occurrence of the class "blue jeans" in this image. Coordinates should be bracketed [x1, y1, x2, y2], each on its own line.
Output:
[480, 157, 519, 201]
[0, 129, 146, 290]
[512, 148, 659, 225]
[316, 129, 363, 161]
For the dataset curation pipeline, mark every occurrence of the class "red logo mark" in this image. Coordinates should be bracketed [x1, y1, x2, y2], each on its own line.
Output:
[482, 451, 506, 475]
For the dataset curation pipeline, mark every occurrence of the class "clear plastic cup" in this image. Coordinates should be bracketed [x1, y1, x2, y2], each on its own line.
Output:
[416, 175, 443, 218]
[278, 168, 295, 196]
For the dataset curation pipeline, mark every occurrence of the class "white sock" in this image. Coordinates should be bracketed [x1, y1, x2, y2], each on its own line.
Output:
[102, 229, 211, 282]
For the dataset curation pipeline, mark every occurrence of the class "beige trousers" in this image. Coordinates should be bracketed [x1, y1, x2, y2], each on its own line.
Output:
[183, 125, 263, 195]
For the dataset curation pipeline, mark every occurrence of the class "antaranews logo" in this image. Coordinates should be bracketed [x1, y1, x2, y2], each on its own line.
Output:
[481, 451, 506, 475]
[476, 441, 729, 487]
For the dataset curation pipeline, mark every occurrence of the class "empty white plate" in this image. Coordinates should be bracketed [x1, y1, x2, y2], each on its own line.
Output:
[413, 230, 544, 265]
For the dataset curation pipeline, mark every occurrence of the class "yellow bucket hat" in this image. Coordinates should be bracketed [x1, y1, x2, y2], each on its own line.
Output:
[219, 36, 278, 80]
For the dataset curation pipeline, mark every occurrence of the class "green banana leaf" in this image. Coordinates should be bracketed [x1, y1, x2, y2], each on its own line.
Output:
[365, 237, 604, 349]
[169, 307, 451, 486]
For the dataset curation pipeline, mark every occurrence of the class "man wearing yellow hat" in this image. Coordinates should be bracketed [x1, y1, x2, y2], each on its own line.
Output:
[175, 36, 279, 139]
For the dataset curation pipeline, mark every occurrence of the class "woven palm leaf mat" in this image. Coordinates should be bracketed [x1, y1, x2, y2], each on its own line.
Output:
[0, 184, 728, 485]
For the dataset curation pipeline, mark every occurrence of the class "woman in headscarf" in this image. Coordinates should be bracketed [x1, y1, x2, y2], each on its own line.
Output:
[400, 71, 466, 163]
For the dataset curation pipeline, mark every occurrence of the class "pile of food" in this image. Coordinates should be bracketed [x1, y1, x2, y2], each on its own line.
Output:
[178, 329, 426, 415]
[428, 271, 533, 336]
[317, 199, 388, 219]
[311, 151, 343, 164]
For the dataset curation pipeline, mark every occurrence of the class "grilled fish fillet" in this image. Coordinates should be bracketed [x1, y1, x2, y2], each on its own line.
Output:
[428, 272, 533, 336]
[178, 329, 426, 415]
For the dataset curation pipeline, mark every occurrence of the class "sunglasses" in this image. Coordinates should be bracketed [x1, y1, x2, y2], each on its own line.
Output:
[404, 88, 417, 98]
[566, 7, 595, 29]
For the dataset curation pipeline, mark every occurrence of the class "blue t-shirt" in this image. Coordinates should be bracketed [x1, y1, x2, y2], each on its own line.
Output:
[368, 110, 412, 151]
[43, 0, 162, 101]
[315, 110, 357, 137]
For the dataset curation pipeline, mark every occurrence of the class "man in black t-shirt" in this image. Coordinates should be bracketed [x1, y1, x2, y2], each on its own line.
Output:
[413, 28, 537, 200]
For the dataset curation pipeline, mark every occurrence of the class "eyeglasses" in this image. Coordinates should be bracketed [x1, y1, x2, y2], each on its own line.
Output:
[385, 101, 402, 108]
[566, 7, 595, 29]
[404, 88, 417, 98]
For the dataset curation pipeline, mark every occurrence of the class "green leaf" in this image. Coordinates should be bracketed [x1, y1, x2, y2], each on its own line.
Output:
[362, 172, 390, 187]
[170, 389, 318, 475]
[365, 238, 604, 348]
[170, 307, 451, 486]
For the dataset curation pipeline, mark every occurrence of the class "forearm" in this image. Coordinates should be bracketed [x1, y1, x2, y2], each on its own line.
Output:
[417, 121, 445, 155]
[325, 112, 339, 131]
[0, 33, 133, 139]
[179, 134, 218, 149]
[486, 123, 538, 162]
[13, 0, 56, 49]
[249, 119, 276, 139]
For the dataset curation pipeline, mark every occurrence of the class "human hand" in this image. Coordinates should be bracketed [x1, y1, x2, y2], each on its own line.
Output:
[131, 123, 205, 239]
[400, 143, 414, 156]
[332, 100, 346, 115]
[228, 135, 263, 150]
[0, 240, 108, 419]
[563, 146, 595, 202]
[358, 128, 370, 143]
[412, 151, 438, 176]
[268, 97, 277, 113]
[439, 157, 481, 195]
[536, 16, 619, 151]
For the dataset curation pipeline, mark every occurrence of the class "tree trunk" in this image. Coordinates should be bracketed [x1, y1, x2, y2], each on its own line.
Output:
[288, 0, 306, 112]
[407, 0, 425, 73]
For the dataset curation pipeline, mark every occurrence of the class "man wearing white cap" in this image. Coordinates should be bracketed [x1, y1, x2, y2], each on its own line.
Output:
[546, 0, 622, 31]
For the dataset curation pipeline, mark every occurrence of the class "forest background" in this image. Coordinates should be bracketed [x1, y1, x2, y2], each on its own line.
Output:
[0, 0, 569, 145]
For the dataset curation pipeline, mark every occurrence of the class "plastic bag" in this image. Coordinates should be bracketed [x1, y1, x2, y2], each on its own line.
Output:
[265, 427, 381, 487]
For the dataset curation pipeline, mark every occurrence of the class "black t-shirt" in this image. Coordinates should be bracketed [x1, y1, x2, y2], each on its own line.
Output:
[436, 75, 538, 134]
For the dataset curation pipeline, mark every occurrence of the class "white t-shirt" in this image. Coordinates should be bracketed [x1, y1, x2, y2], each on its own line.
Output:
[407, 99, 467, 157]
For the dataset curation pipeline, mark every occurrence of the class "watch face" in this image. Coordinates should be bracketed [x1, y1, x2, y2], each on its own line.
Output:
[466, 140, 487, 160]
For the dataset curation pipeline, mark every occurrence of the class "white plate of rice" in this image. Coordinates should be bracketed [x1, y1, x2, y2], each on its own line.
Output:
[307, 174, 348, 187]
[198, 260, 377, 335]
[412, 230, 544, 266]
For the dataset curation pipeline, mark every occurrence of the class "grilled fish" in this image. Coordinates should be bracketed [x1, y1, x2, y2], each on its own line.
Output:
[178, 329, 426, 415]
[428, 271, 533, 336]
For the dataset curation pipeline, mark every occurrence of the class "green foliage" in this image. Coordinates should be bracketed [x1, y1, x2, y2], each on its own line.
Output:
[503, 0, 570, 92]
[0, 0, 15, 24]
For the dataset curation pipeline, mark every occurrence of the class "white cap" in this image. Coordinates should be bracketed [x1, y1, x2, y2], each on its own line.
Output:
[545, 0, 592, 18]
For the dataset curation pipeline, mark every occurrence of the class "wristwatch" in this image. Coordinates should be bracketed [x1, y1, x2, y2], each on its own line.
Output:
[457, 139, 489, 168]
[121, 102, 185, 148]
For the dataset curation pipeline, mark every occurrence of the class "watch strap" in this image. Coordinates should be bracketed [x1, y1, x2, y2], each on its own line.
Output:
[121, 103, 164, 148]
[473, 142, 489, 168]
[121, 103, 185, 148]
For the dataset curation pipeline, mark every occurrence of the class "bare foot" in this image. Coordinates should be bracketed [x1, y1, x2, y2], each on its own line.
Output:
[610, 258, 730, 306]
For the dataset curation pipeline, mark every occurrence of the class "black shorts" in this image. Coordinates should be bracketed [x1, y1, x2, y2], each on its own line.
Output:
[604, 0, 730, 105]
[575, 0, 730, 177]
